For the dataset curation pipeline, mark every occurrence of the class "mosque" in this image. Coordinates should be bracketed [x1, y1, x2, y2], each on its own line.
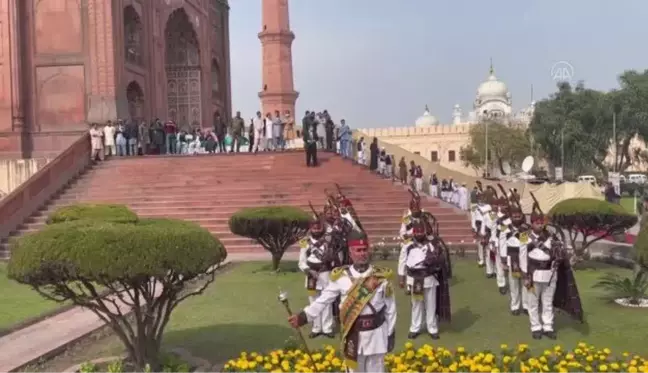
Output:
[359, 64, 536, 177]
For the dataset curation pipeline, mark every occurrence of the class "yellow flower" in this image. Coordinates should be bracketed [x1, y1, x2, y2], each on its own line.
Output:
[586, 355, 594, 362]
[503, 356, 512, 364]
[628, 367, 638, 373]
[457, 346, 466, 353]
[500, 344, 508, 349]
[604, 348, 612, 354]
[585, 366, 593, 372]
[405, 342, 414, 350]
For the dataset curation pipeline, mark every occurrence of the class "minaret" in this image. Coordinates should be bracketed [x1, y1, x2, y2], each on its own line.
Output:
[258, 0, 299, 116]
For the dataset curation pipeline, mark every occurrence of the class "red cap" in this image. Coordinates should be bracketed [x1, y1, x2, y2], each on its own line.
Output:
[349, 238, 369, 248]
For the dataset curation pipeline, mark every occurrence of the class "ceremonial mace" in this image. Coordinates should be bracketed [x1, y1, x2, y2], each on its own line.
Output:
[278, 290, 319, 372]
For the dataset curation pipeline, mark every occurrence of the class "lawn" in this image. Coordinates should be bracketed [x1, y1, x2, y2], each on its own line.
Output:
[0, 263, 62, 331]
[621, 196, 637, 214]
[154, 259, 648, 364]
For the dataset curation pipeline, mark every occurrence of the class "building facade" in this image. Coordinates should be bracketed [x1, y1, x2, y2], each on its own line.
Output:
[0, 0, 232, 159]
[360, 64, 536, 177]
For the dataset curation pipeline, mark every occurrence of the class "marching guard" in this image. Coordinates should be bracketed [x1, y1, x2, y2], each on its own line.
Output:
[477, 188, 496, 278]
[471, 182, 486, 267]
[524, 193, 584, 340]
[398, 220, 451, 340]
[501, 190, 530, 314]
[289, 229, 397, 373]
[298, 213, 336, 338]
[400, 189, 437, 242]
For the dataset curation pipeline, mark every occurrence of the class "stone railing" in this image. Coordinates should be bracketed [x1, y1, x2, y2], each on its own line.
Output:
[352, 130, 524, 193]
[0, 134, 91, 243]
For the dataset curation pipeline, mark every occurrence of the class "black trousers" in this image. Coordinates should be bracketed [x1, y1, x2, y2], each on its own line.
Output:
[306, 142, 318, 166]
[216, 134, 226, 152]
[326, 130, 334, 150]
[248, 134, 255, 152]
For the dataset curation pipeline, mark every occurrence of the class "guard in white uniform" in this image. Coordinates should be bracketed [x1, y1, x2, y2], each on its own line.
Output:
[398, 221, 452, 340]
[289, 230, 397, 373]
[504, 218, 530, 315]
[297, 217, 336, 338]
[525, 196, 584, 340]
[471, 182, 486, 267]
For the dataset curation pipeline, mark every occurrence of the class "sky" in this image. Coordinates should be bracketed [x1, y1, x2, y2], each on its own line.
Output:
[228, 0, 648, 128]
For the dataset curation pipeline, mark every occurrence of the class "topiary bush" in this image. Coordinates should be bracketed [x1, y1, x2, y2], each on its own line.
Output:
[46, 203, 139, 225]
[548, 198, 637, 265]
[8, 217, 226, 371]
[229, 206, 310, 271]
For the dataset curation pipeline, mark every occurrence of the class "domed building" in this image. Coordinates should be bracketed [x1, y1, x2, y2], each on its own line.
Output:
[359, 61, 537, 177]
[415, 106, 440, 127]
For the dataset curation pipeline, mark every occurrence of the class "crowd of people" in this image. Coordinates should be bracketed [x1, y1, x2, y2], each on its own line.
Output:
[87, 109, 356, 162]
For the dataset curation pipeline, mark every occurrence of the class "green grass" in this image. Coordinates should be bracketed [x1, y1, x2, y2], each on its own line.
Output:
[0, 263, 62, 330]
[621, 197, 636, 214]
[160, 259, 648, 364]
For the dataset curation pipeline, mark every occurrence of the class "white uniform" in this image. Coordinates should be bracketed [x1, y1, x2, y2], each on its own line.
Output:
[303, 265, 397, 373]
[397, 240, 440, 334]
[524, 236, 558, 333]
[298, 238, 334, 334]
[478, 204, 493, 271]
[493, 218, 508, 288]
[505, 230, 529, 312]
[471, 204, 487, 266]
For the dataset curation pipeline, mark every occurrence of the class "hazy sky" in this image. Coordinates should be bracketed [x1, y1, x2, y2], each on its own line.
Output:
[229, 0, 648, 128]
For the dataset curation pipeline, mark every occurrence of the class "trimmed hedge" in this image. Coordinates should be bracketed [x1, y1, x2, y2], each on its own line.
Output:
[228, 206, 311, 237]
[8, 218, 227, 284]
[548, 198, 632, 217]
[46, 204, 139, 225]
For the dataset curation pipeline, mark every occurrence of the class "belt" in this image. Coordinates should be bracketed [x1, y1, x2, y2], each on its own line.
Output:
[406, 266, 436, 277]
[307, 262, 331, 272]
[507, 246, 519, 256]
[529, 258, 552, 270]
[353, 308, 385, 332]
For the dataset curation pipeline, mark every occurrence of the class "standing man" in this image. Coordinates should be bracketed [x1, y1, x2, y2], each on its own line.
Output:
[284, 110, 295, 149]
[247, 118, 255, 153]
[325, 113, 335, 151]
[272, 110, 284, 151]
[89, 123, 104, 161]
[398, 220, 451, 340]
[288, 230, 396, 373]
[102, 121, 116, 157]
[503, 205, 529, 315]
[338, 119, 351, 159]
[298, 216, 336, 338]
[252, 111, 264, 153]
[213, 112, 226, 153]
[230, 111, 244, 153]
[125, 119, 139, 156]
[304, 112, 318, 167]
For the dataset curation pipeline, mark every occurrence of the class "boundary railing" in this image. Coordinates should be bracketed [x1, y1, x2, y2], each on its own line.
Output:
[0, 134, 91, 244]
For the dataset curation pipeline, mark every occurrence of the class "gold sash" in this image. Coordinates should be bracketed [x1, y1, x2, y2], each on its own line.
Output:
[339, 273, 382, 369]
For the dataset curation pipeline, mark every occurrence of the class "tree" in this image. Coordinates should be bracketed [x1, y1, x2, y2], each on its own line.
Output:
[548, 198, 637, 265]
[460, 119, 531, 175]
[229, 206, 310, 271]
[46, 203, 139, 224]
[7, 215, 226, 370]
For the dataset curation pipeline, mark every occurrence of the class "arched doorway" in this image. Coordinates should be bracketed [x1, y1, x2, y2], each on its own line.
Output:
[124, 6, 143, 65]
[165, 8, 202, 129]
[126, 81, 144, 122]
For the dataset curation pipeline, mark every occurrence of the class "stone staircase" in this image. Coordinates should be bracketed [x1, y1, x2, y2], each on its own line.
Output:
[0, 152, 473, 258]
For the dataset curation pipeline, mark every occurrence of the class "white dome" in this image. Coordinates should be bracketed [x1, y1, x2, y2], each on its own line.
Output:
[477, 67, 509, 100]
[415, 107, 439, 127]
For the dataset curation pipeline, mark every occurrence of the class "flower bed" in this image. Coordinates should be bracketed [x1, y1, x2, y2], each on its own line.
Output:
[223, 342, 648, 372]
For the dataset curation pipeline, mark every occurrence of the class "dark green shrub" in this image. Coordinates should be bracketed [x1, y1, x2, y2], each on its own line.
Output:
[548, 198, 637, 265]
[229, 206, 310, 271]
[8, 218, 226, 370]
[46, 203, 138, 225]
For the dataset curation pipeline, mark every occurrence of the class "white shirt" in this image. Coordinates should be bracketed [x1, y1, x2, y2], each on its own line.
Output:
[264, 118, 273, 138]
[528, 237, 554, 283]
[505, 231, 529, 270]
[304, 265, 397, 356]
[297, 237, 331, 290]
[397, 241, 440, 288]
[253, 117, 265, 137]
[103, 125, 115, 146]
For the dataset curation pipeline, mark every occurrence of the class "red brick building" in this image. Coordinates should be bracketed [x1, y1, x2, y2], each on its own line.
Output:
[0, 0, 232, 159]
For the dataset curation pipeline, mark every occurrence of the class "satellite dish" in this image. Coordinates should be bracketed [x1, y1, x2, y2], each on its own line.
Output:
[521, 156, 535, 173]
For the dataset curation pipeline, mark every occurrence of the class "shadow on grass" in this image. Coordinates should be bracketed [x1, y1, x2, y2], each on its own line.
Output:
[253, 260, 300, 274]
[555, 312, 591, 336]
[164, 323, 297, 367]
[444, 306, 480, 333]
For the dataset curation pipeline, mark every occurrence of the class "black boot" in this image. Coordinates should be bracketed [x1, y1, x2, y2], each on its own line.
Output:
[429, 333, 440, 340]
[322, 332, 335, 339]
[407, 332, 420, 339]
[498, 286, 508, 295]
[309, 332, 321, 339]
[532, 331, 542, 340]
[544, 330, 557, 340]
[511, 309, 521, 316]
